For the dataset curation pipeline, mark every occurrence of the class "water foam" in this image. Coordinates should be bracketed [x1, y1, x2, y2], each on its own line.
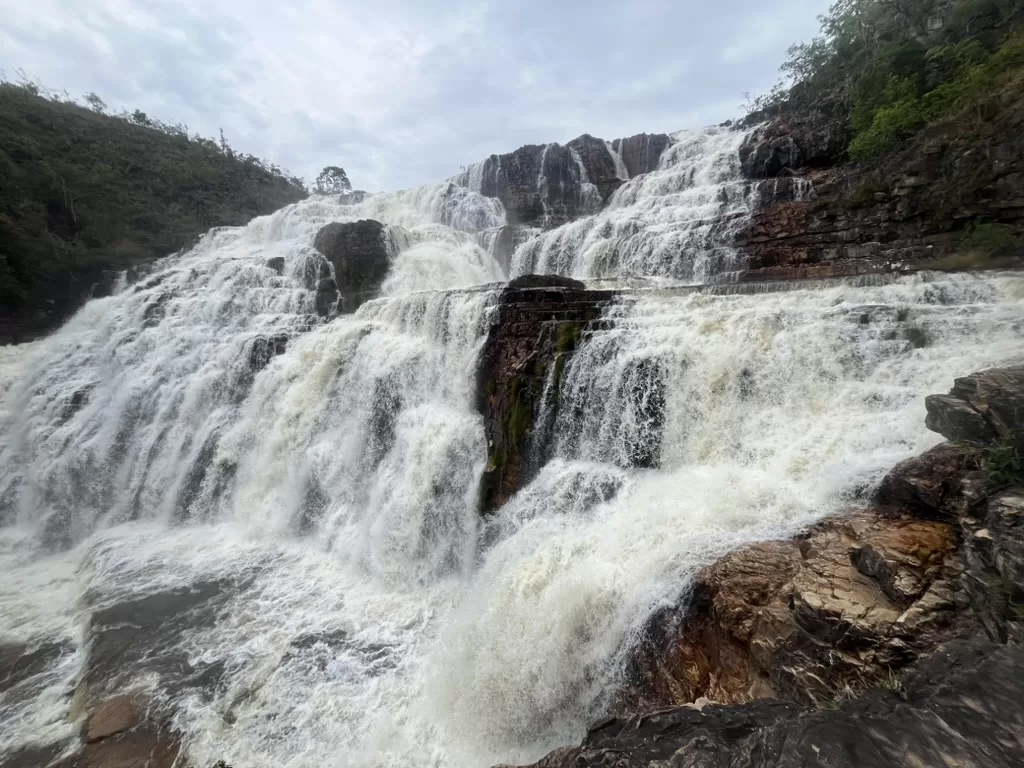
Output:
[1, 124, 1024, 768]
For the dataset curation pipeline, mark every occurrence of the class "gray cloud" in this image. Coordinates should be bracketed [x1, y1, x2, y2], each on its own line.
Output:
[0, 0, 829, 191]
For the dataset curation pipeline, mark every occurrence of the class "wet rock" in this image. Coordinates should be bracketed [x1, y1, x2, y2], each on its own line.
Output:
[475, 275, 616, 511]
[874, 441, 980, 519]
[314, 277, 338, 317]
[0, 641, 72, 694]
[86, 696, 140, 743]
[470, 133, 673, 227]
[961, 487, 1024, 644]
[266, 256, 285, 275]
[247, 334, 288, 372]
[312, 219, 391, 313]
[739, 114, 850, 179]
[622, 510, 963, 710]
[516, 640, 1024, 768]
[925, 366, 1024, 448]
[733, 84, 1024, 281]
[85, 580, 234, 703]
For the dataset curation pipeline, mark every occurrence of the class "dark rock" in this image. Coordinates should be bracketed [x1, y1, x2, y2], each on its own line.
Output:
[314, 277, 338, 317]
[475, 276, 616, 511]
[925, 366, 1024, 448]
[246, 334, 288, 372]
[609, 133, 673, 178]
[961, 488, 1024, 644]
[0, 641, 73, 694]
[733, 82, 1024, 282]
[506, 274, 585, 291]
[470, 133, 673, 227]
[266, 256, 285, 275]
[85, 580, 234, 703]
[740, 114, 850, 179]
[514, 641, 1024, 768]
[313, 220, 391, 313]
[874, 441, 980, 518]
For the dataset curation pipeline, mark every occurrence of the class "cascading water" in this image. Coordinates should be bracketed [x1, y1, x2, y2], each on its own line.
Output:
[510, 127, 755, 281]
[1, 123, 1024, 768]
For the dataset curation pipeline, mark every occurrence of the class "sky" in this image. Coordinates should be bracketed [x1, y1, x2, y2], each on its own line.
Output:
[0, 0, 830, 192]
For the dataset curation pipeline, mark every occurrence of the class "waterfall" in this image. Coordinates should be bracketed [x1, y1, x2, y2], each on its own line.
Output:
[512, 127, 755, 280]
[1, 123, 1024, 768]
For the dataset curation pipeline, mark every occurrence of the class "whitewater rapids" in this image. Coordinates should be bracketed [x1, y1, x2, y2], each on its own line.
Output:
[1, 127, 1023, 768]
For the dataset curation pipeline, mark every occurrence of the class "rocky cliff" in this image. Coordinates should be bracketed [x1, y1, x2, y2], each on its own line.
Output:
[731, 76, 1024, 281]
[463, 132, 673, 228]
[500, 365, 1024, 768]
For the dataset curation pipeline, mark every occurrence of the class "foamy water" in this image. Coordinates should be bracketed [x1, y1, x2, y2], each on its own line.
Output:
[1, 126, 1023, 768]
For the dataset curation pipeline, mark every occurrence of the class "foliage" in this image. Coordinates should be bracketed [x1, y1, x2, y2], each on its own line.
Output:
[748, 0, 1024, 159]
[0, 79, 309, 339]
[980, 439, 1024, 489]
[313, 166, 352, 195]
[960, 221, 1021, 255]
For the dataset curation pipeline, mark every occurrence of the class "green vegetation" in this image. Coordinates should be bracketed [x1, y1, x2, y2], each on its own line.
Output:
[313, 166, 352, 195]
[0, 80, 309, 340]
[980, 439, 1024, 489]
[752, 0, 1024, 160]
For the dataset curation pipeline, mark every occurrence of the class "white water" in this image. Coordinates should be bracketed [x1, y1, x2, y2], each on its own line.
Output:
[510, 127, 756, 281]
[2, 127, 1024, 768]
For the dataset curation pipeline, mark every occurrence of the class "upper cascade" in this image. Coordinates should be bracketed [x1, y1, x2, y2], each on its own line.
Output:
[453, 127, 762, 283]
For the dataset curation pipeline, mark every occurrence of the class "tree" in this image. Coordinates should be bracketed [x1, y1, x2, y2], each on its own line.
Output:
[314, 166, 352, 195]
[84, 92, 106, 113]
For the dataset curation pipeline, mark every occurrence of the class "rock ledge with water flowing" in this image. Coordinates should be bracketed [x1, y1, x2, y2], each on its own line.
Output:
[507, 365, 1024, 768]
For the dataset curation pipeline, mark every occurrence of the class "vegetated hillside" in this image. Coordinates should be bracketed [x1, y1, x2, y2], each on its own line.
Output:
[0, 83, 308, 343]
[750, 0, 1024, 161]
[733, 0, 1024, 280]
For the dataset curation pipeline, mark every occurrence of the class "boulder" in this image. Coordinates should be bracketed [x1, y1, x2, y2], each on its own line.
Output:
[312, 220, 391, 313]
[925, 366, 1024, 448]
[874, 441, 980, 518]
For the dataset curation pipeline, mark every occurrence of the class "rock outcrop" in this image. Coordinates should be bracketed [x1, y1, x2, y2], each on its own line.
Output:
[475, 275, 616, 512]
[512, 364, 1024, 768]
[312, 219, 392, 314]
[467, 133, 673, 228]
[513, 640, 1024, 768]
[732, 80, 1024, 281]
[622, 509, 965, 710]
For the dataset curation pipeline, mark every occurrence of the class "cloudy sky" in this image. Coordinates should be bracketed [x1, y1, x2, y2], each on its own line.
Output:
[0, 0, 829, 191]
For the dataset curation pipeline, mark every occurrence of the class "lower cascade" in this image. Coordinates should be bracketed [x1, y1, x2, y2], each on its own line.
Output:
[1, 126, 1024, 768]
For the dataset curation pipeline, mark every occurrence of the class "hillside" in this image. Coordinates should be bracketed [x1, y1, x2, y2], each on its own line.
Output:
[0, 83, 307, 343]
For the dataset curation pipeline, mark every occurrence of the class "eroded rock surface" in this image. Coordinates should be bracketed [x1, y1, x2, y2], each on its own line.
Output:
[733, 84, 1024, 281]
[312, 219, 392, 314]
[467, 133, 673, 228]
[475, 275, 616, 511]
[517, 640, 1024, 768]
[623, 510, 965, 710]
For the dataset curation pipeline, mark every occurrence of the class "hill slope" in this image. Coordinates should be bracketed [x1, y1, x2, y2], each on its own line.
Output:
[0, 83, 307, 342]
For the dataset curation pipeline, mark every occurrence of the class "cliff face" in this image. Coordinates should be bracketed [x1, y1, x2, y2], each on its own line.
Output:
[465, 132, 673, 228]
[731, 77, 1024, 281]
[0, 84, 307, 343]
